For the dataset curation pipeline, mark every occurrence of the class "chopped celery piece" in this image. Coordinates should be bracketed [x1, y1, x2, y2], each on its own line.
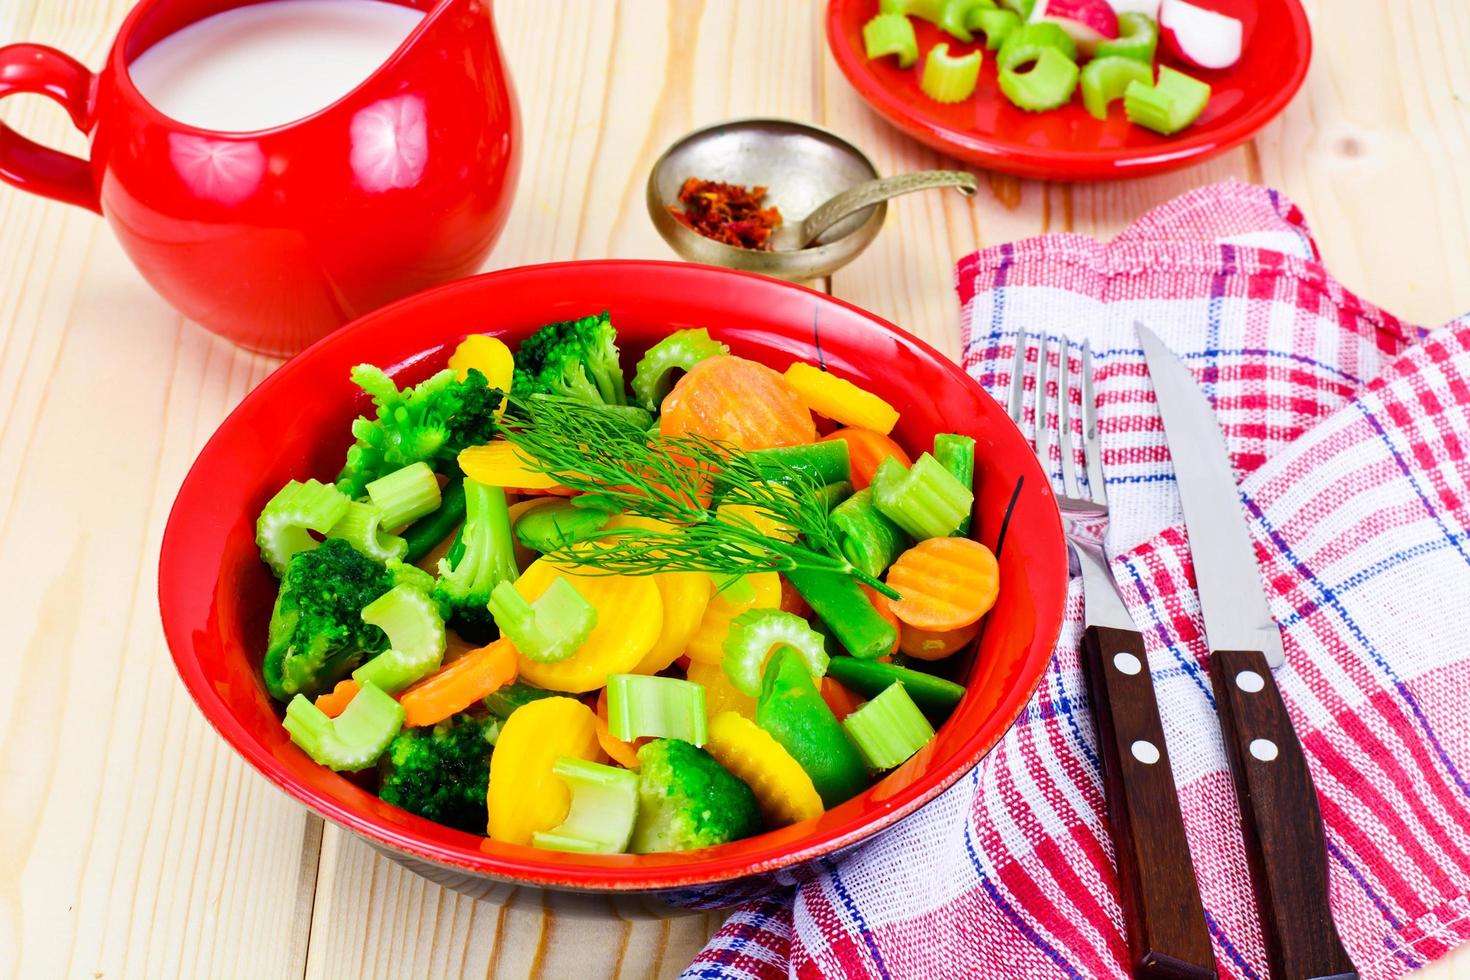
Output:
[513, 498, 613, 553]
[831, 488, 911, 579]
[257, 479, 351, 576]
[998, 46, 1079, 111]
[920, 43, 982, 104]
[997, 0, 1034, 18]
[484, 681, 557, 718]
[1125, 66, 1211, 135]
[531, 758, 640, 854]
[996, 21, 1077, 71]
[881, 0, 944, 21]
[366, 462, 442, 530]
[351, 584, 446, 694]
[487, 578, 596, 663]
[937, 0, 993, 42]
[1080, 56, 1153, 120]
[400, 476, 465, 564]
[1095, 12, 1158, 63]
[968, 7, 1020, 49]
[932, 434, 977, 535]
[871, 454, 974, 540]
[283, 681, 403, 771]
[327, 501, 408, 563]
[630, 328, 729, 410]
[606, 674, 708, 744]
[827, 657, 965, 720]
[722, 608, 830, 697]
[842, 682, 936, 770]
[862, 13, 920, 70]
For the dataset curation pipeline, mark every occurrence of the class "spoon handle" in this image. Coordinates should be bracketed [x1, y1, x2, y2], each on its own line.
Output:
[799, 170, 978, 246]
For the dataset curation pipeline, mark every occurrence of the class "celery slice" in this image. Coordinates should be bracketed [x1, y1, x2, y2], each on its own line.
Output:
[842, 682, 936, 771]
[871, 454, 974, 540]
[998, 46, 1079, 112]
[996, 20, 1077, 71]
[256, 479, 351, 576]
[366, 462, 441, 530]
[937, 0, 994, 42]
[1081, 56, 1153, 120]
[1095, 12, 1158, 63]
[932, 434, 977, 534]
[606, 674, 708, 745]
[1124, 66, 1211, 135]
[630, 328, 730, 410]
[967, 7, 1020, 50]
[352, 584, 446, 694]
[487, 578, 597, 663]
[283, 681, 403, 771]
[920, 43, 983, 104]
[880, 0, 944, 21]
[863, 14, 920, 70]
[531, 758, 640, 854]
[326, 501, 408, 563]
[722, 608, 829, 697]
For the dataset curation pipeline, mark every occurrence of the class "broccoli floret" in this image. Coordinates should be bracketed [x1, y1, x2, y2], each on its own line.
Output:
[337, 366, 503, 497]
[511, 311, 628, 407]
[378, 714, 499, 833]
[263, 538, 393, 702]
[630, 739, 762, 853]
[431, 479, 518, 643]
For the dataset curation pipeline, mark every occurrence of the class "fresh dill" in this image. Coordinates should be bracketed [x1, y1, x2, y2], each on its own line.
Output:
[496, 396, 897, 597]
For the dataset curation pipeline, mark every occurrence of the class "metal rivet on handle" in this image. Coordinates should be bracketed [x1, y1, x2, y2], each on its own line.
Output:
[1235, 670, 1265, 693]
[1130, 740, 1161, 765]
[1250, 738, 1279, 762]
[1113, 652, 1142, 675]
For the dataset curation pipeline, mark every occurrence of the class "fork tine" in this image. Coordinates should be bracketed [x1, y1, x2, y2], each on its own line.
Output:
[1006, 323, 1028, 426]
[1081, 338, 1109, 507]
[1056, 335, 1082, 500]
[1032, 334, 1050, 477]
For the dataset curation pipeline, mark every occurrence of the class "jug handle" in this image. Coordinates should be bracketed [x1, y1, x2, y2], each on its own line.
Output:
[0, 44, 100, 213]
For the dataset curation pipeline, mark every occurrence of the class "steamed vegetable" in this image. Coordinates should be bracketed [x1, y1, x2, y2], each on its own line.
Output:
[327, 501, 408, 564]
[398, 638, 518, 728]
[783, 363, 899, 434]
[630, 328, 730, 410]
[533, 758, 640, 853]
[886, 536, 1001, 631]
[842, 682, 936, 771]
[630, 738, 762, 853]
[721, 608, 829, 697]
[921, 43, 984, 104]
[756, 649, 870, 807]
[606, 674, 708, 744]
[256, 479, 351, 577]
[431, 479, 518, 643]
[704, 712, 823, 826]
[512, 311, 628, 406]
[827, 657, 966, 720]
[379, 714, 498, 832]
[871, 454, 974, 540]
[487, 696, 605, 844]
[1124, 65, 1211, 135]
[659, 355, 816, 450]
[862, 12, 920, 67]
[820, 428, 912, 490]
[352, 582, 447, 694]
[283, 681, 403, 771]
[488, 578, 597, 663]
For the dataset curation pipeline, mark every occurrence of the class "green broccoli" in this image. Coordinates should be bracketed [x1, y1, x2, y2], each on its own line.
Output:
[431, 478, 518, 643]
[378, 714, 499, 833]
[337, 366, 503, 497]
[263, 538, 393, 702]
[630, 739, 762, 853]
[511, 311, 628, 407]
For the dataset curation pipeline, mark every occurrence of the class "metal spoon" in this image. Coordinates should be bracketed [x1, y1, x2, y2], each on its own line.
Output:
[771, 170, 978, 251]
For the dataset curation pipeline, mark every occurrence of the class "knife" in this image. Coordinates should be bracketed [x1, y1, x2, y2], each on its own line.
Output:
[1138, 324, 1358, 980]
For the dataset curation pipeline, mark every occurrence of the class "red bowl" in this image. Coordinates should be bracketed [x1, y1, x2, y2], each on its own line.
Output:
[826, 0, 1311, 181]
[158, 260, 1067, 901]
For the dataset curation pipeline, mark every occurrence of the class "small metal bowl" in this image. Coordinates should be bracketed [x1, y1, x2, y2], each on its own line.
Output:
[647, 118, 886, 282]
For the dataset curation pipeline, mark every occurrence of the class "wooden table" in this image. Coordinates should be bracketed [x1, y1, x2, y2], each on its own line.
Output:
[2, 1, 1467, 976]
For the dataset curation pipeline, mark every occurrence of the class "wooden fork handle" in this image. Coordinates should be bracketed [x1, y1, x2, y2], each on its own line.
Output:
[1082, 625, 1216, 980]
[1210, 649, 1357, 980]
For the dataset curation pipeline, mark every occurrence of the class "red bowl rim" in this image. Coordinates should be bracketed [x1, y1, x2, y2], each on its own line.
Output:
[824, 0, 1313, 181]
[158, 259, 1067, 891]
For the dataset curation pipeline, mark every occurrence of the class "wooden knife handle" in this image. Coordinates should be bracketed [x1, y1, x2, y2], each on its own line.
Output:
[1209, 649, 1358, 980]
[1082, 625, 1217, 980]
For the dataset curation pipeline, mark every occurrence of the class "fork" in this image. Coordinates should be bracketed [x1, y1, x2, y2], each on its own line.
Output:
[1009, 329, 1217, 980]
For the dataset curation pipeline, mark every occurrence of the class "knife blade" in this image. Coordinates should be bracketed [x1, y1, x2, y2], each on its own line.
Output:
[1137, 324, 1358, 980]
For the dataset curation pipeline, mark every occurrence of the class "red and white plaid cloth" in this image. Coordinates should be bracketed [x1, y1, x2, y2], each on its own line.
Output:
[684, 182, 1470, 980]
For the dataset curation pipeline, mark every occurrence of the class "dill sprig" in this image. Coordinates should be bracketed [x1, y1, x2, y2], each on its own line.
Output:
[497, 396, 897, 597]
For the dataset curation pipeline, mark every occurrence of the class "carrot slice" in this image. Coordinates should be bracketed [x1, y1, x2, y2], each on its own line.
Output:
[899, 620, 982, 661]
[820, 428, 912, 490]
[595, 688, 646, 769]
[820, 677, 864, 722]
[659, 355, 816, 450]
[314, 679, 360, 719]
[885, 537, 1000, 631]
[398, 638, 518, 728]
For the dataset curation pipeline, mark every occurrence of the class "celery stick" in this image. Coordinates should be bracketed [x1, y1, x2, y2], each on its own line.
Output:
[842, 682, 936, 770]
[921, 43, 983, 104]
[863, 13, 920, 69]
[366, 462, 442, 530]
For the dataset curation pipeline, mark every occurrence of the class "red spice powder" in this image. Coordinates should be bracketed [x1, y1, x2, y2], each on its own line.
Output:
[668, 177, 783, 251]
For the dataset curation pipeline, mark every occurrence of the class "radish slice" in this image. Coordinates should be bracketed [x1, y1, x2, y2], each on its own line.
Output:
[1029, 0, 1120, 54]
[1159, 0, 1243, 70]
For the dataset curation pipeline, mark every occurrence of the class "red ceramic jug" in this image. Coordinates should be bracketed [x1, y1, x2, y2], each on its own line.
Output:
[0, 0, 520, 356]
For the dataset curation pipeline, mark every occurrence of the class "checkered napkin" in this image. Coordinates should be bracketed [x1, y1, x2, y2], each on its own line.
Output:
[683, 181, 1470, 980]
